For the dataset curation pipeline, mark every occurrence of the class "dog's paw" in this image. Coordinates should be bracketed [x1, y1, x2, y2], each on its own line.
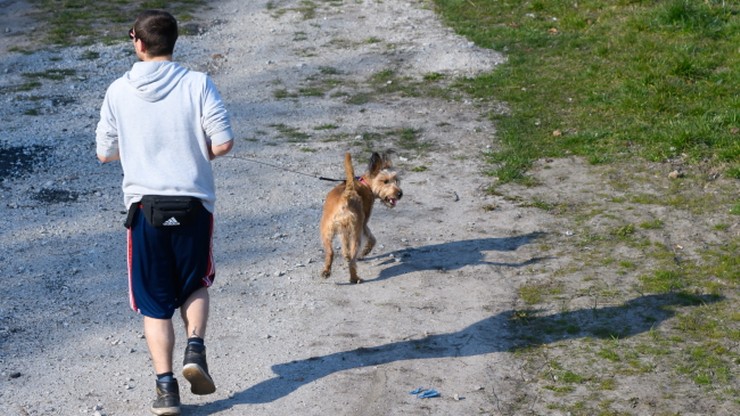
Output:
[350, 277, 364, 284]
[321, 270, 331, 279]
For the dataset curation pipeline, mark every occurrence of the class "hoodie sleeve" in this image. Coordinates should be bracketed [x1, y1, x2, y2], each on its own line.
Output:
[95, 87, 120, 159]
[201, 76, 234, 146]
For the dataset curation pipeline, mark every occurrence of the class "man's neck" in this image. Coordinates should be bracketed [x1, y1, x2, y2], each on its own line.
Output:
[141, 55, 173, 62]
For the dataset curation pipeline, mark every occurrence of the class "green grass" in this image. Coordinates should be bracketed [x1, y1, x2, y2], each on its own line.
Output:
[434, 0, 739, 182]
[430, 4, 739, 405]
[23, 69, 76, 81]
[269, 123, 311, 142]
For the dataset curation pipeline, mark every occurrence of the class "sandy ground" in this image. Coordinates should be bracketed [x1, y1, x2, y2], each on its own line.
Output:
[1, 0, 737, 415]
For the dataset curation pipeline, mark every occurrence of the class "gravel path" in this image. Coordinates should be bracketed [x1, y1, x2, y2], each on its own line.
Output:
[1, 1, 737, 415]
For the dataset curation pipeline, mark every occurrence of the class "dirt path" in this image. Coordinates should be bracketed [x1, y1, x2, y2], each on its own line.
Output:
[1, 1, 737, 415]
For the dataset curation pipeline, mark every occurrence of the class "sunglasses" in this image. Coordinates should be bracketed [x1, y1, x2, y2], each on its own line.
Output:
[128, 28, 136, 40]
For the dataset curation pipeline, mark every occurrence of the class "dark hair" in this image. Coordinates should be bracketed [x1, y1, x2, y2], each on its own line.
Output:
[132, 10, 178, 57]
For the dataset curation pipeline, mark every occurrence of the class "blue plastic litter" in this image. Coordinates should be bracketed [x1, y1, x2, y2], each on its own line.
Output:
[418, 389, 440, 399]
[409, 387, 440, 399]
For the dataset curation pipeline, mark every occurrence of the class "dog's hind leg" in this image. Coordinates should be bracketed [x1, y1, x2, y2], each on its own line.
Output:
[343, 228, 363, 284]
[321, 230, 335, 278]
[360, 225, 376, 258]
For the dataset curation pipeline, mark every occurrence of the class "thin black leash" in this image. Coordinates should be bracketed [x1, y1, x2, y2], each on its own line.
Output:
[226, 154, 344, 182]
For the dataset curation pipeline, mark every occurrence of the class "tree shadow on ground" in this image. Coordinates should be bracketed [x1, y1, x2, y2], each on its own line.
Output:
[362, 232, 549, 282]
[191, 293, 721, 412]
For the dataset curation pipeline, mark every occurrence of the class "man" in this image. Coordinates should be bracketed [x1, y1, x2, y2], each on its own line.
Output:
[96, 10, 234, 416]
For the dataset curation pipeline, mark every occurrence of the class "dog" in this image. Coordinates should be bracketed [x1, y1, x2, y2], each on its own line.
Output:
[320, 152, 402, 283]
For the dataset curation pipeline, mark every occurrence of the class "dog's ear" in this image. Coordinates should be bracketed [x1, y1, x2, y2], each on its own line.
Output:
[368, 152, 382, 174]
[382, 151, 394, 168]
[368, 151, 394, 174]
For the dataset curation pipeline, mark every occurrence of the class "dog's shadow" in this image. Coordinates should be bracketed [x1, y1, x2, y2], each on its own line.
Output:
[189, 293, 722, 412]
[362, 232, 548, 282]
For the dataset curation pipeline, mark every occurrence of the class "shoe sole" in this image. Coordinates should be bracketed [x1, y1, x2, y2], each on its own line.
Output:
[150, 405, 181, 416]
[182, 363, 216, 395]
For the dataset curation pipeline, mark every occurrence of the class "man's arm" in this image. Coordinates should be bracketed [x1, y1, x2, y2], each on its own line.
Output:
[209, 140, 233, 160]
[96, 89, 120, 163]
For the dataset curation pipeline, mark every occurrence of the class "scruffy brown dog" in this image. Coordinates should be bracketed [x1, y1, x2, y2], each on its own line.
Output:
[320, 152, 402, 283]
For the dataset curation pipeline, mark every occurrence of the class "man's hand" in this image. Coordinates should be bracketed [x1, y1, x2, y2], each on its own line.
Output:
[97, 152, 120, 163]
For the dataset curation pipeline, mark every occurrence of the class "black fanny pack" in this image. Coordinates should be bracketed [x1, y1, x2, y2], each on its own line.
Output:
[125, 195, 202, 228]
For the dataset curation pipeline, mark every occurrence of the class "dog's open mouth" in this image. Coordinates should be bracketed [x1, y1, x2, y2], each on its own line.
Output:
[385, 197, 398, 207]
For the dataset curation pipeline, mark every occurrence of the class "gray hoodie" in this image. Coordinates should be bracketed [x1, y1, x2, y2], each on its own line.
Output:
[96, 61, 233, 213]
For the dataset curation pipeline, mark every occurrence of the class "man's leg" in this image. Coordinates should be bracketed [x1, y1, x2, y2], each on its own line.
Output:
[144, 316, 175, 374]
[181, 287, 216, 395]
[144, 317, 180, 415]
[181, 287, 209, 338]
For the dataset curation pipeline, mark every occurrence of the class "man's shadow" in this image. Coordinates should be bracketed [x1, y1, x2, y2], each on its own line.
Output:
[191, 293, 721, 412]
[365, 232, 549, 282]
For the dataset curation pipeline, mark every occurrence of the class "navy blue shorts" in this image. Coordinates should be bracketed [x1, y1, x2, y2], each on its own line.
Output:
[126, 204, 215, 319]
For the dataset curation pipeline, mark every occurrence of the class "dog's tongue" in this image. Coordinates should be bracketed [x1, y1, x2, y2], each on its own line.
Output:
[389, 198, 397, 207]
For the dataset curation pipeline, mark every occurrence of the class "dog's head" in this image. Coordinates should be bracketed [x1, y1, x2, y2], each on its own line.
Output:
[366, 152, 403, 208]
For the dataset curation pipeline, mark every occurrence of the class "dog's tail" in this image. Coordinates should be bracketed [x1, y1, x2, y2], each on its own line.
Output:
[343, 152, 355, 195]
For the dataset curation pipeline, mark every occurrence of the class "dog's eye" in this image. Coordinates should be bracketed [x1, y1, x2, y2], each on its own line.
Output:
[384, 179, 389, 184]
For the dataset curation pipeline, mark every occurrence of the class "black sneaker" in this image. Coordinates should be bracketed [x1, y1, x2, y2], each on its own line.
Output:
[182, 343, 216, 395]
[151, 379, 181, 416]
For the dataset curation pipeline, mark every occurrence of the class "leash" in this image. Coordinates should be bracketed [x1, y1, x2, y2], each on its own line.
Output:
[225, 154, 345, 182]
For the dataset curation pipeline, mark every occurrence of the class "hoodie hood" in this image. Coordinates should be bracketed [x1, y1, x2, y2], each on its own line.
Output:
[125, 61, 189, 102]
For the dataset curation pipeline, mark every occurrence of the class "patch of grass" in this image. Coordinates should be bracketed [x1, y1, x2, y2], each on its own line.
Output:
[597, 347, 620, 362]
[3, 81, 43, 93]
[81, 50, 100, 60]
[297, 87, 325, 97]
[638, 269, 686, 293]
[518, 281, 564, 305]
[523, 198, 555, 212]
[314, 123, 339, 131]
[267, 0, 320, 20]
[23, 68, 76, 81]
[560, 370, 585, 384]
[8, 46, 35, 54]
[269, 123, 311, 143]
[435, 0, 740, 182]
[395, 128, 434, 153]
[318, 66, 341, 76]
[304, 71, 346, 95]
[273, 89, 293, 100]
[346, 68, 457, 105]
[346, 92, 373, 105]
[423, 72, 446, 82]
[698, 240, 739, 287]
[639, 219, 664, 230]
[610, 223, 635, 238]
[30, 0, 208, 47]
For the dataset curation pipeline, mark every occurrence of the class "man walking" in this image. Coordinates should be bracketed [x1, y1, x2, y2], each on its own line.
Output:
[96, 10, 234, 415]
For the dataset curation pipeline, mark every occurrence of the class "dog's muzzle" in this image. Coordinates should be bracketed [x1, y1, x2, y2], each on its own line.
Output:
[386, 190, 403, 207]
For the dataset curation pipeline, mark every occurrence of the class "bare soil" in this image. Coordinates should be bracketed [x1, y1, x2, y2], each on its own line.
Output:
[0, 0, 737, 415]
